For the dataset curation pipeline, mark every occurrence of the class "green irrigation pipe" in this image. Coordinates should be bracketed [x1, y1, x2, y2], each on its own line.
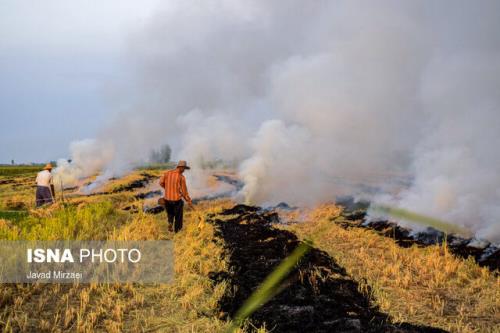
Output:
[371, 205, 472, 237]
[226, 239, 313, 333]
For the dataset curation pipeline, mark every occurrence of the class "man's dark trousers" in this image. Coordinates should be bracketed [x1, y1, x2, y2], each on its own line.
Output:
[165, 200, 183, 232]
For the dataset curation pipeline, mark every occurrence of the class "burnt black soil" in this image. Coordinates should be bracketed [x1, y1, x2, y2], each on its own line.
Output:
[335, 197, 500, 272]
[135, 189, 162, 199]
[0, 179, 15, 185]
[213, 174, 244, 190]
[86, 173, 156, 197]
[109, 173, 156, 193]
[208, 204, 447, 333]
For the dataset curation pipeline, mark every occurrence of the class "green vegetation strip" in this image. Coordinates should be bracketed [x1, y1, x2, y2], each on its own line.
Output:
[0, 210, 28, 222]
[0, 165, 41, 177]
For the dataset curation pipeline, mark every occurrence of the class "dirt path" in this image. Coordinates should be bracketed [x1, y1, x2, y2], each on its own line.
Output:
[209, 205, 448, 333]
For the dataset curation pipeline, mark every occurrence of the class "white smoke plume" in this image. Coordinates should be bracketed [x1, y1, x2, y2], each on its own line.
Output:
[57, 1, 500, 241]
[396, 53, 500, 240]
[52, 139, 114, 188]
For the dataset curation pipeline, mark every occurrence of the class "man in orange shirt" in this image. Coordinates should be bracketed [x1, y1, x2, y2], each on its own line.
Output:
[159, 160, 193, 232]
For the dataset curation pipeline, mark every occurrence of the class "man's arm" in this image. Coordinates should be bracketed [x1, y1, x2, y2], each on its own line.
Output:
[180, 176, 192, 204]
[159, 173, 165, 188]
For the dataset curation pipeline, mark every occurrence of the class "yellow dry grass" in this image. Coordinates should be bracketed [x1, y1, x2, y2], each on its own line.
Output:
[122, 200, 237, 332]
[0, 176, 35, 210]
[281, 203, 500, 333]
[0, 169, 237, 332]
[0, 200, 238, 332]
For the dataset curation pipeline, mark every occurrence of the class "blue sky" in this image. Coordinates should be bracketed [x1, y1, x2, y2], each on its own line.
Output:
[0, 0, 161, 163]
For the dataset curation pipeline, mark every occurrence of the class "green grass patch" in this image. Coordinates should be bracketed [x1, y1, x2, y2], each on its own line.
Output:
[0, 165, 42, 177]
[0, 210, 28, 222]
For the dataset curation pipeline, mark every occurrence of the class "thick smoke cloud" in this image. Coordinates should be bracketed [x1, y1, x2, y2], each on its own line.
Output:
[60, 1, 500, 241]
[395, 4, 500, 239]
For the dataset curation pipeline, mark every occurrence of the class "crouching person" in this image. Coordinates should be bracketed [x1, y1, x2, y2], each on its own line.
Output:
[35, 163, 55, 207]
[159, 160, 193, 232]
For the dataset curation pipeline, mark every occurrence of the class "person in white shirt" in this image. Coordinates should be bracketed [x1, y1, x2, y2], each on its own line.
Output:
[35, 163, 55, 207]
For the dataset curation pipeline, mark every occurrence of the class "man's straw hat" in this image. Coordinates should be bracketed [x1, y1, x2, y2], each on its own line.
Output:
[176, 160, 190, 169]
[43, 163, 53, 170]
